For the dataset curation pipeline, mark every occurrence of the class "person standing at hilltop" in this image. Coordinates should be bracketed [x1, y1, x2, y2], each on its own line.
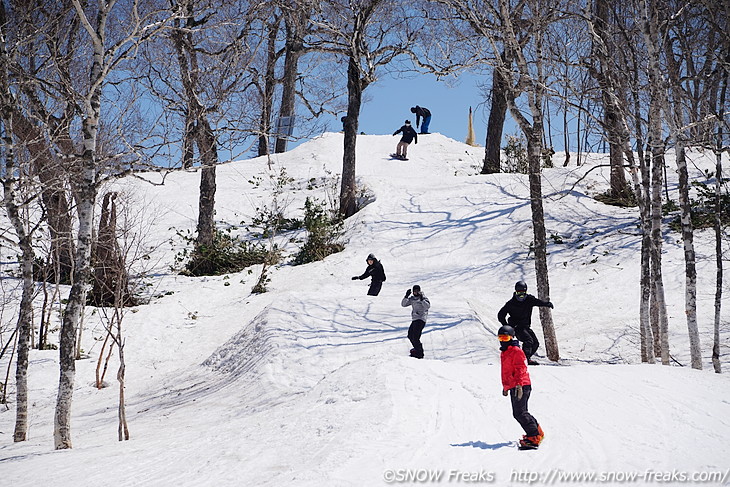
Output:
[410, 105, 432, 134]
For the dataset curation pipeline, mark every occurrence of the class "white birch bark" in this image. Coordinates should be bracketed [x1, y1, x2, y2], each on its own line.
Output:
[641, 0, 671, 365]
[55, 0, 174, 449]
[0, 1, 37, 443]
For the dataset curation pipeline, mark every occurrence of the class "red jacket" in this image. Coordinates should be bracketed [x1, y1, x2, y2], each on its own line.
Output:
[501, 345, 531, 391]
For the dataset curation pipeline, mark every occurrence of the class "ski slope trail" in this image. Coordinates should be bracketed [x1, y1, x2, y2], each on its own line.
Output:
[1, 133, 729, 486]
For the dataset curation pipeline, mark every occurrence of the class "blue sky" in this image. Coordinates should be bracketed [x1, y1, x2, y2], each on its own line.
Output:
[300, 70, 523, 152]
[297, 70, 598, 157]
[357, 71, 494, 144]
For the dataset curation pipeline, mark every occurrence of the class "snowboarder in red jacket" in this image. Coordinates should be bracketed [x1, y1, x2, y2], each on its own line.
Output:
[499, 324, 545, 449]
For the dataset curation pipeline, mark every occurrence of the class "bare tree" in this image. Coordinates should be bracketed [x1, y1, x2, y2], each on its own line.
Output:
[255, 10, 282, 157]
[499, 0, 561, 361]
[582, 0, 656, 362]
[310, 0, 421, 217]
[51, 0, 174, 450]
[660, 1, 724, 369]
[273, 0, 313, 153]
[710, 0, 729, 373]
[0, 1, 38, 442]
[591, 0, 631, 200]
[137, 1, 263, 274]
[482, 50, 512, 173]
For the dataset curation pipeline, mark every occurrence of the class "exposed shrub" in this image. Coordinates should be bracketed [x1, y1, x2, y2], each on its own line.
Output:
[292, 197, 345, 265]
[668, 181, 730, 231]
[503, 134, 528, 174]
[174, 228, 278, 277]
[595, 189, 637, 208]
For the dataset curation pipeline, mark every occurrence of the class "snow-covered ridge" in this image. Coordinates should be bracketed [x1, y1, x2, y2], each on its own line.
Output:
[1, 133, 728, 486]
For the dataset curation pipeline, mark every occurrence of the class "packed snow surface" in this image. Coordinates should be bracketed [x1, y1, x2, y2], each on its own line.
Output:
[1, 133, 729, 486]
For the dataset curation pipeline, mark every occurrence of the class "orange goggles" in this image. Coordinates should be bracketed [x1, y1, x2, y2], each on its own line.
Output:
[498, 334, 514, 342]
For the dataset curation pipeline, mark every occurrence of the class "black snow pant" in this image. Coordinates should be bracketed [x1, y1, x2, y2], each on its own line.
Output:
[367, 280, 383, 296]
[516, 326, 539, 359]
[407, 319, 426, 358]
[510, 384, 539, 437]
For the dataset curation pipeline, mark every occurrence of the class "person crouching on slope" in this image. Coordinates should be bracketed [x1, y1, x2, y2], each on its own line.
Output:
[401, 285, 430, 359]
[499, 324, 545, 449]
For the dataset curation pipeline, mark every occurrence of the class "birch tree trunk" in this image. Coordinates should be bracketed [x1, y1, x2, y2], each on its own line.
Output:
[55, 0, 116, 449]
[0, 8, 36, 440]
[584, 2, 655, 361]
[661, 7, 705, 369]
[674, 141, 701, 368]
[10, 230, 34, 443]
[54, 94, 98, 450]
[54, 0, 107, 443]
[116, 310, 129, 441]
[712, 71, 726, 373]
[642, 0, 671, 365]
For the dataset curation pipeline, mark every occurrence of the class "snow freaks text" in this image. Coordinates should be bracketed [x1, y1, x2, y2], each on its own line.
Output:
[383, 469, 496, 483]
[382, 468, 730, 484]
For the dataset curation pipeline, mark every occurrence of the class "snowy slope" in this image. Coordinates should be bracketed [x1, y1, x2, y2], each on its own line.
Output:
[1, 133, 729, 487]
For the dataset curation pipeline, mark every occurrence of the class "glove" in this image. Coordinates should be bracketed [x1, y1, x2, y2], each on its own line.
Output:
[351, 276, 358, 280]
[547, 302, 554, 309]
[515, 384, 523, 400]
[502, 389, 508, 397]
[405, 289, 411, 297]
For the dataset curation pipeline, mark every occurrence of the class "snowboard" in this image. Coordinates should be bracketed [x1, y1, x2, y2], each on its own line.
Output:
[517, 438, 541, 450]
[390, 153, 408, 161]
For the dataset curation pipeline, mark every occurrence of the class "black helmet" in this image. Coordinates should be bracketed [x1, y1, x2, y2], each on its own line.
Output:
[515, 280, 527, 292]
[498, 325, 516, 337]
[366, 253, 377, 262]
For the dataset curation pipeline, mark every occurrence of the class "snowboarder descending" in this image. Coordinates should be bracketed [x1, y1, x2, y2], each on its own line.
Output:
[392, 120, 417, 160]
[410, 105, 432, 134]
[497, 280, 554, 365]
[498, 325, 545, 450]
[352, 253, 386, 296]
[401, 285, 430, 359]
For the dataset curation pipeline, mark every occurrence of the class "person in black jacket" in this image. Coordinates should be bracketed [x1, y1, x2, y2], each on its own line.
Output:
[410, 105, 432, 134]
[392, 120, 418, 159]
[497, 280, 554, 365]
[352, 253, 386, 296]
